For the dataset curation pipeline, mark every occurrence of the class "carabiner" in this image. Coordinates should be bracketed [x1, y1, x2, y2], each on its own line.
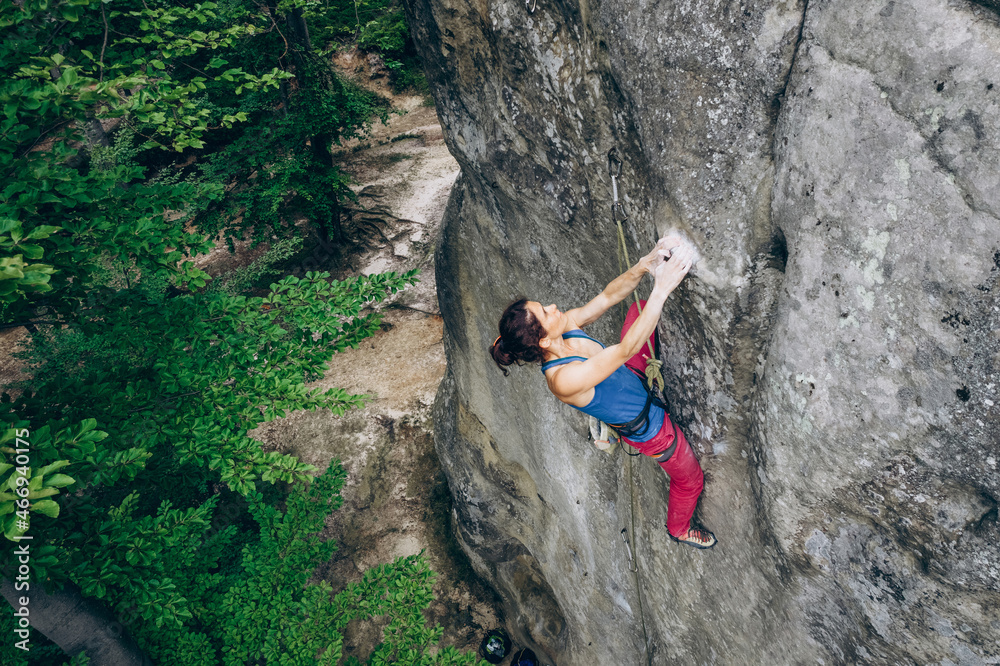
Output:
[525, 0, 537, 13]
[621, 528, 638, 573]
[611, 200, 628, 224]
[608, 148, 623, 178]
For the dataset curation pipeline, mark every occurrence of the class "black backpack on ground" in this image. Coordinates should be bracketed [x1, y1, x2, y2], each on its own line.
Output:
[478, 629, 511, 664]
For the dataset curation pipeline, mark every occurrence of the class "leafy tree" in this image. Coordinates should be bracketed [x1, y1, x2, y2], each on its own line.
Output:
[0, 264, 486, 664]
[0, 0, 392, 327]
[0, 1, 476, 663]
[0, 0, 267, 324]
[2, 458, 482, 665]
[145, 459, 480, 665]
[187, 1, 391, 252]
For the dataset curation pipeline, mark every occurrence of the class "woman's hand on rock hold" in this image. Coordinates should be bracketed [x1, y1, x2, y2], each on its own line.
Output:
[653, 244, 694, 294]
[640, 234, 685, 273]
[637, 244, 664, 274]
[655, 234, 684, 258]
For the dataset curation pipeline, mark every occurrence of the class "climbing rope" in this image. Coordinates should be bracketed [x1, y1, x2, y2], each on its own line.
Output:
[606, 148, 667, 460]
[626, 452, 652, 665]
[609, 149, 654, 666]
[608, 149, 665, 394]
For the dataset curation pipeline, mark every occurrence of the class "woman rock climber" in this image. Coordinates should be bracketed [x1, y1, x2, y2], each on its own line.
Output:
[490, 235, 716, 549]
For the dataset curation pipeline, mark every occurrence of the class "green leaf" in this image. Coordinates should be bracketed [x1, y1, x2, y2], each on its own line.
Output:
[19, 271, 51, 286]
[60, 5, 82, 21]
[46, 474, 75, 488]
[19, 244, 44, 260]
[37, 460, 70, 477]
[25, 225, 61, 240]
[30, 500, 59, 518]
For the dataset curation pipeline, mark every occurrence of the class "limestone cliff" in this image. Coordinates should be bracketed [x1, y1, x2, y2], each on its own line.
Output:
[404, 0, 1000, 662]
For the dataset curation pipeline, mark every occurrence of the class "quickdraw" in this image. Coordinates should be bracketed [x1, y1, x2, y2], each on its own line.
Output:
[621, 528, 638, 573]
[525, 0, 537, 13]
[609, 148, 627, 225]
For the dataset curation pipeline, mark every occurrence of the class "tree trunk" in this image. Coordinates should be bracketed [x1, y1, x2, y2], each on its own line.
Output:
[315, 199, 344, 252]
[281, 5, 345, 247]
[285, 6, 312, 52]
[2, 578, 153, 665]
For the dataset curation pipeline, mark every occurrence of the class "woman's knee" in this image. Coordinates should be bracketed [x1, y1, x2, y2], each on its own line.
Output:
[664, 456, 703, 491]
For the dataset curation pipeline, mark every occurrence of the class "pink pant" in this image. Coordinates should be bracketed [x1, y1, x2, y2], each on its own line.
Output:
[620, 302, 705, 537]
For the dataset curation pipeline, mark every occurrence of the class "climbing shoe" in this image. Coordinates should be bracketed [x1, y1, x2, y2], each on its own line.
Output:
[669, 526, 717, 549]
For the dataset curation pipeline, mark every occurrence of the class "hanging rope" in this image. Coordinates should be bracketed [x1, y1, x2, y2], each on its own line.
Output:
[608, 149, 665, 394]
[625, 447, 652, 665]
[608, 149, 656, 666]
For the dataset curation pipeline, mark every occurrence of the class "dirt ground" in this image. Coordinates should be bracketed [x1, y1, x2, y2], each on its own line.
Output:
[1, 51, 505, 661]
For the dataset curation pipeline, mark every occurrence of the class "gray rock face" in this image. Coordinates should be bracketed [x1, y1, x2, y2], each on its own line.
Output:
[405, 0, 1000, 662]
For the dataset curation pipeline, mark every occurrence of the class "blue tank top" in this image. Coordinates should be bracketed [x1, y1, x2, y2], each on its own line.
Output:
[540, 330, 664, 442]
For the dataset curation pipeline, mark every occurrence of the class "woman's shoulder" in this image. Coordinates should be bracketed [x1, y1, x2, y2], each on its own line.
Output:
[541, 355, 588, 373]
[562, 329, 606, 349]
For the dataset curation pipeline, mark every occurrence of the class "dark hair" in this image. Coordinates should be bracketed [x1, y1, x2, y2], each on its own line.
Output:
[490, 299, 546, 376]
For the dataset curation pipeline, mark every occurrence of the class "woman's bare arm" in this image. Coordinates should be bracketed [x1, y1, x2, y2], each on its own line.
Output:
[549, 246, 693, 402]
[564, 234, 683, 330]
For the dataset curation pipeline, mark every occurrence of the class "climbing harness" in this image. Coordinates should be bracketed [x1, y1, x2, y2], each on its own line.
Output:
[620, 528, 638, 573]
[588, 373, 666, 456]
[610, 368, 668, 441]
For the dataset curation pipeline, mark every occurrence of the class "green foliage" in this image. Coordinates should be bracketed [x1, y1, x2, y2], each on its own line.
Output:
[301, 0, 427, 93]
[304, 0, 404, 46]
[358, 12, 409, 54]
[0, 0, 427, 324]
[0, 0, 298, 318]
[190, 54, 389, 247]
[206, 236, 305, 295]
[0, 0, 377, 324]
[0, 266, 419, 637]
[111, 461, 482, 665]
[68, 652, 91, 666]
[0, 1, 471, 663]
[0, 262, 478, 665]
